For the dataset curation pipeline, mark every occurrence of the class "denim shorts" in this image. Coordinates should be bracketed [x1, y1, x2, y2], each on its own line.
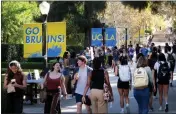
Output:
[75, 93, 91, 106]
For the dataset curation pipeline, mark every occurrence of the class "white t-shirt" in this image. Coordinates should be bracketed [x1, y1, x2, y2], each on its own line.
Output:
[75, 67, 90, 95]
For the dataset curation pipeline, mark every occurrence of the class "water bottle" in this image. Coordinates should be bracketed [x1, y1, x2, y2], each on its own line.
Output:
[27, 72, 31, 80]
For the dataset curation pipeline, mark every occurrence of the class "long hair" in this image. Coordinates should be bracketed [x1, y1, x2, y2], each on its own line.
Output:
[93, 57, 101, 70]
[158, 53, 166, 62]
[119, 55, 128, 65]
[51, 62, 62, 73]
[151, 47, 158, 60]
[7, 61, 22, 82]
[63, 51, 70, 59]
[136, 56, 148, 68]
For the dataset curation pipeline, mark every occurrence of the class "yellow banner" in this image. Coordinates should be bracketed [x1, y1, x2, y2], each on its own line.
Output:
[133, 29, 145, 38]
[23, 22, 66, 58]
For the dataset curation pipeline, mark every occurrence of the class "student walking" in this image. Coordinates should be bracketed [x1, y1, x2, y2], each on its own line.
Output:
[165, 46, 175, 87]
[153, 53, 172, 112]
[133, 56, 153, 114]
[43, 62, 67, 114]
[63, 51, 71, 93]
[4, 60, 27, 114]
[73, 56, 93, 114]
[115, 55, 132, 113]
[82, 57, 114, 113]
[148, 47, 158, 111]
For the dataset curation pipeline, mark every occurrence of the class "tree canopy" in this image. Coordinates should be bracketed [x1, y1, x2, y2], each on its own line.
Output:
[1, 1, 40, 44]
[1, 1, 107, 47]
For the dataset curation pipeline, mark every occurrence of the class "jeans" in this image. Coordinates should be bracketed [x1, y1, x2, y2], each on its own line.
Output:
[134, 88, 150, 114]
[6, 93, 23, 113]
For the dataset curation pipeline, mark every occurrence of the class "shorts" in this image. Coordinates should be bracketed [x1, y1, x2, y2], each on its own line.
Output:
[158, 80, 169, 85]
[117, 79, 129, 89]
[170, 65, 175, 72]
[75, 93, 91, 106]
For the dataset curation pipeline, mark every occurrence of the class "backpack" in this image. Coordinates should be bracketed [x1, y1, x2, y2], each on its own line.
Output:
[167, 53, 175, 68]
[119, 65, 131, 82]
[133, 67, 149, 88]
[158, 62, 170, 82]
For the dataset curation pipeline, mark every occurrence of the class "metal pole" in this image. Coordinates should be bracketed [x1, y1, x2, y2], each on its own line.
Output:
[139, 28, 141, 44]
[102, 23, 105, 68]
[42, 15, 48, 68]
[125, 28, 128, 53]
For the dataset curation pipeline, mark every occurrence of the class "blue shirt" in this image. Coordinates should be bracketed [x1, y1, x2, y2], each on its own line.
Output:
[140, 48, 148, 57]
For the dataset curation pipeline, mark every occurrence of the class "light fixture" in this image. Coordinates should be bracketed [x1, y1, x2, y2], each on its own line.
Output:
[39, 1, 50, 15]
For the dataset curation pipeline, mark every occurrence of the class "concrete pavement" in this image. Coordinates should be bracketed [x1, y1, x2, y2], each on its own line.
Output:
[23, 65, 176, 113]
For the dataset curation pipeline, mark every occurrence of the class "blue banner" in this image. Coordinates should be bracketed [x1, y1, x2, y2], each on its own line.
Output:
[105, 28, 116, 46]
[91, 28, 116, 47]
[91, 28, 103, 46]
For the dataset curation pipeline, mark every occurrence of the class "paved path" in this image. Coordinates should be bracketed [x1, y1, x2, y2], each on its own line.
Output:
[23, 65, 176, 113]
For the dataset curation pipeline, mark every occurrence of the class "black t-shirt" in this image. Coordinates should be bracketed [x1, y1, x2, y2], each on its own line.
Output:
[173, 45, 176, 53]
[136, 46, 141, 54]
[91, 69, 104, 90]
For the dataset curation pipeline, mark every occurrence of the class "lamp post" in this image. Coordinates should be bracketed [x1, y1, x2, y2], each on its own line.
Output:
[138, 27, 141, 44]
[39, 1, 50, 68]
[100, 17, 106, 68]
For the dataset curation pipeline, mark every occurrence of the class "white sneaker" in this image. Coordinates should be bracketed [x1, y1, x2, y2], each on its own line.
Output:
[158, 107, 163, 111]
[126, 105, 130, 113]
[120, 110, 124, 114]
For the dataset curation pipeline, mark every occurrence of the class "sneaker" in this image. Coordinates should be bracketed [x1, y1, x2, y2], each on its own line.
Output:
[126, 105, 130, 114]
[158, 106, 163, 111]
[170, 83, 173, 87]
[120, 110, 124, 114]
[149, 107, 154, 112]
[165, 104, 169, 112]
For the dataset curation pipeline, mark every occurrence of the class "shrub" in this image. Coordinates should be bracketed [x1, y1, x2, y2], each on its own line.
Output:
[67, 45, 84, 54]
[1, 62, 54, 70]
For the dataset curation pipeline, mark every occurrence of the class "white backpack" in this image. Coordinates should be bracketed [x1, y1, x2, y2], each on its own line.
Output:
[119, 65, 131, 82]
[133, 67, 149, 88]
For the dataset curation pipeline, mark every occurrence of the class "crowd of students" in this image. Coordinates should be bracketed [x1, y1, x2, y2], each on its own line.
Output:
[3, 41, 176, 114]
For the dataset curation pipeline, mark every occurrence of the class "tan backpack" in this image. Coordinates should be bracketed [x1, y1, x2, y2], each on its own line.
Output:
[133, 67, 149, 88]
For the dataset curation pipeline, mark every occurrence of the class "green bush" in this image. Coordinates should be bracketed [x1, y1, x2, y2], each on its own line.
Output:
[1, 44, 23, 62]
[67, 45, 84, 54]
[145, 29, 152, 35]
[1, 62, 54, 70]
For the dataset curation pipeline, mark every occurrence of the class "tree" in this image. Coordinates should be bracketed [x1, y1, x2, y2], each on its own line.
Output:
[36, 1, 107, 47]
[104, 2, 166, 45]
[1, 1, 40, 44]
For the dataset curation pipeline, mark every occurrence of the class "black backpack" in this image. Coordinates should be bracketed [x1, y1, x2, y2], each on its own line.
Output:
[167, 53, 175, 68]
[158, 62, 170, 82]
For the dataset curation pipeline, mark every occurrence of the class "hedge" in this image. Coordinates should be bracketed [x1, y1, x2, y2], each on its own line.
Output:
[1, 44, 84, 62]
[1, 62, 54, 70]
